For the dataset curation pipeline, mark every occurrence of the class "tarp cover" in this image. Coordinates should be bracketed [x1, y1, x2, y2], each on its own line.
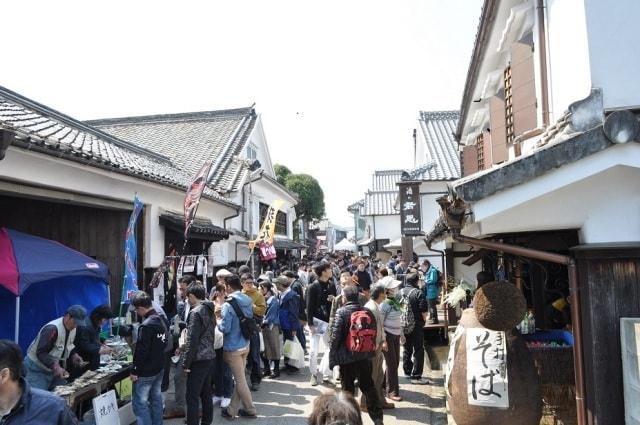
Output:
[0, 228, 109, 351]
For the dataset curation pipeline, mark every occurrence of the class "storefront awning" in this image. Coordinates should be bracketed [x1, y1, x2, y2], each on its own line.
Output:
[357, 237, 374, 246]
[273, 237, 306, 250]
[159, 211, 230, 241]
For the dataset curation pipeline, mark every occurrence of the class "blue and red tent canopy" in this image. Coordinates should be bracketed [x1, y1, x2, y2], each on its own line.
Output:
[0, 228, 109, 350]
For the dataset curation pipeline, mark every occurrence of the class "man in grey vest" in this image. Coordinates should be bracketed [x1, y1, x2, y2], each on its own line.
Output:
[24, 305, 86, 391]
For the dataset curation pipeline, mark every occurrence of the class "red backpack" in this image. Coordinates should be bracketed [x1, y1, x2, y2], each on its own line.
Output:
[346, 310, 377, 353]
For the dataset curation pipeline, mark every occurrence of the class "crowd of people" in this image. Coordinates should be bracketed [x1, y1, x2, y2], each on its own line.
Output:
[0, 251, 442, 425]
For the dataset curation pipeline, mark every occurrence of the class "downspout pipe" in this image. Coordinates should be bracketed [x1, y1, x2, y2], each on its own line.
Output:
[537, 0, 551, 126]
[240, 170, 265, 233]
[454, 234, 586, 425]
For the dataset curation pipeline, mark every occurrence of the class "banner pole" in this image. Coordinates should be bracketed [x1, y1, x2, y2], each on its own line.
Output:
[14, 296, 20, 344]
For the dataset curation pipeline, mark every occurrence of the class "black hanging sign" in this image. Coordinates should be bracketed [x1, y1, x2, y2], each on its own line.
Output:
[399, 182, 422, 235]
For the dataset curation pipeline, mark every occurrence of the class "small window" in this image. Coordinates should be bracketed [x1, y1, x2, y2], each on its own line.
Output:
[247, 144, 258, 160]
[476, 133, 485, 171]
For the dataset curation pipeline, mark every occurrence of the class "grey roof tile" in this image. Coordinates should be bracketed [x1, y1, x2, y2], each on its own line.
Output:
[371, 169, 403, 191]
[86, 108, 256, 194]
[363, 190, 398, 216]
[0, 86, 237, 208]
[417, 110, 460, 180]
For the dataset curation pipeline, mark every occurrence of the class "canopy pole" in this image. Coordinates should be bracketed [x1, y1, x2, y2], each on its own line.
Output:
[14, 296, 20, 344]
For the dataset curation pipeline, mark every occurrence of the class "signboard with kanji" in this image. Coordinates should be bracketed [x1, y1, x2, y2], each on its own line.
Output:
[399, 182, 422, 235]
[92, 390, 120, 425]
[466, 328, 509, 408]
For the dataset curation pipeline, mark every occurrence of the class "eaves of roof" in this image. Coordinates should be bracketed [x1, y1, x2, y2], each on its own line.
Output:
[456, 0, 499, 141]
[0, 86, 241, 210]
[417, 110, 461, 180]
[453, 125, 616, 203]
[261, 173, 299, 203]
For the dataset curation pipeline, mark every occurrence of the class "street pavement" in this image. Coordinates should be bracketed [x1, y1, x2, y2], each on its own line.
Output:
[165, 348, 448, 425]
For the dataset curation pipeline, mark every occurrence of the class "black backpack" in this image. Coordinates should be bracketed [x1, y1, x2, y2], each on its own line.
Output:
[226, 297, 260, 340]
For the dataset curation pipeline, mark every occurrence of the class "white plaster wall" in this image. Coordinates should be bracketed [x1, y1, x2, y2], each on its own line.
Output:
[584, 0, 640, 110]
[545, 0, 592, 120]
[0, 148, 236, 267]
[372, 215, 401, 241]
[452, 241, 484, 289]
[245, 116, 275, 177]
[469, 144, 640, 243]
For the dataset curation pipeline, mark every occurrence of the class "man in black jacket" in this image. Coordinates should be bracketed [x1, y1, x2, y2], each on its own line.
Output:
[130, 292, 169, 425]
[0, 340, 78, 425]
[72, 305, 114, 374]
[306, 263, 337, 386]
[329, 286, 384, 425]
[182, 283, 216, 425]
[401, 273, 430, 385]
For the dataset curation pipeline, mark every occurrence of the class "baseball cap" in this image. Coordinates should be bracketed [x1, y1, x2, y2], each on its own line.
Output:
[379, 276, 402, 290]
[273, 275, 290, 287]
[66, 305, 87, 322]
[216, 269, 232, 278]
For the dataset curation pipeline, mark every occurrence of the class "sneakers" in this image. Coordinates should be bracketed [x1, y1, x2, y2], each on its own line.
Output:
[221, 398, 231, 408]
[221, 408, 234, 420]
[410, 377, 432, 385]
[388, 394, 403, 402]
[382, 401, 395, 409]
[238, 409, 257, 418]
[212, 396, 222, 406]
[310, 374, 319, 386]
[250, 382, 260, 392]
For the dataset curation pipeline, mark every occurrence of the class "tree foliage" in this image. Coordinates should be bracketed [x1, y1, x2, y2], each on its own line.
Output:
[284, 173, 325, 220]
[274, 164, 292, 185]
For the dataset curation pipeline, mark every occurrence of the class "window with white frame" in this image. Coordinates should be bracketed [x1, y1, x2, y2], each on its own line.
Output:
[247, 144, 258, 160]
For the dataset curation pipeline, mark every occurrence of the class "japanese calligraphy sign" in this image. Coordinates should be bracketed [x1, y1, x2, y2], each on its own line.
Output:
[249, 199, 284, 251]
[92, 390, 120, 425]
[398, 182, 422, 235]
[466, 328, 509, 408]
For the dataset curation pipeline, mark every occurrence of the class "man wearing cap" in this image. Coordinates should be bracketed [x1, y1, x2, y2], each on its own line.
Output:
[274, 275, 302, 372]
[24, 305, 86, 391]
[284, 270, 307, 353]
[72, 304, 114, 374]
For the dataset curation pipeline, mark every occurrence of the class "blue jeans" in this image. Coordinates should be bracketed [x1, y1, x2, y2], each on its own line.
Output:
[24, 356, 66, 391]
[213, 348, 233, 397]
[132, 370, 164, 425]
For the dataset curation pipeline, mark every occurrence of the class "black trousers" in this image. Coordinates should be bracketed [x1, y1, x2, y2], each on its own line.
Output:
[428, 298, 439, 323]
[403, 326, 424, 379]
[340, 359, 383, 422]
[186, 359, 214, 425]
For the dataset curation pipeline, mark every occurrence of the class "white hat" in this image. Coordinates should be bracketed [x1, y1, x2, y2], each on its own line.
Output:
[216, 268, 232, 278]
[379, 276, 402, 289]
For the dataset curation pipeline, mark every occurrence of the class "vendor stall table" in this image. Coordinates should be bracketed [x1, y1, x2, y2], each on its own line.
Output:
[53, 363, 132, 419]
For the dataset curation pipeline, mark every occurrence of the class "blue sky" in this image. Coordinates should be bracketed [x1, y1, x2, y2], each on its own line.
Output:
[1, 0, 483, 227]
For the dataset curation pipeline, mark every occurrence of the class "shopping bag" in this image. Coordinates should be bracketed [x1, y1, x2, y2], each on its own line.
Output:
[319, 348, 332, 377]
[283, 336, 305, 369]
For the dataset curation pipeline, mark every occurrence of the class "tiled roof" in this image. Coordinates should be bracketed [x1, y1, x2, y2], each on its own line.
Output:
[0, 86, 237, 207]
[363, 190, 398, 216]
[417, 110, 461, 180]
[372, 170, 403, 191]
[347, 199, 365, 214]
[86, 107, 257, 194]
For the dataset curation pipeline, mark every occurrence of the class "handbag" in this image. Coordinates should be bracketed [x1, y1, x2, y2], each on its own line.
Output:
[227, 297, 260, 340]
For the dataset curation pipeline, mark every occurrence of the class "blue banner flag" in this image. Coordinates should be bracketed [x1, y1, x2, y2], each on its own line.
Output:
[122, 196, 143, 303]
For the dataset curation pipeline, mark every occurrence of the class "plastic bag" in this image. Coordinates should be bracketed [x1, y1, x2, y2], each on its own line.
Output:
[283, 336, 305, 369]
[259, 332, 265, 353]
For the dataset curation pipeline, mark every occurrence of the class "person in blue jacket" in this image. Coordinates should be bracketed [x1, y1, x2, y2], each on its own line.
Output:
[274, 275, 302, 372]
[215, 274, 257, 419]
[0, 339, 78, 425]
[421, 260, 441, 324]
[259, 281, 281, 378]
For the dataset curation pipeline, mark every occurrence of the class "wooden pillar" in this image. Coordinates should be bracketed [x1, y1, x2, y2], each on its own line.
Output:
[401, 236, 413, 264]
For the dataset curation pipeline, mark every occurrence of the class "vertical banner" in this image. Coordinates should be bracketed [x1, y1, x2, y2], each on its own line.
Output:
[184, 160, 213, 242]
[249, 199, 284, 251]
[466, 328, 509, 408]
[398, 182, 422, 235]
[122, 196, 143, 303]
